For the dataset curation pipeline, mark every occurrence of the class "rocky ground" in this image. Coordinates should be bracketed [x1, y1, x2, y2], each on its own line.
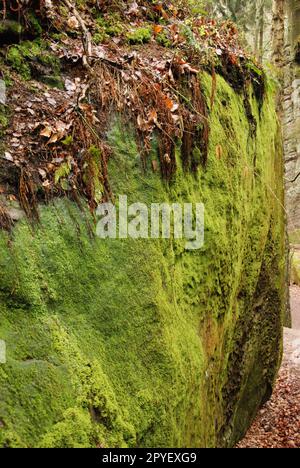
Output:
[237, 286, 300, 449]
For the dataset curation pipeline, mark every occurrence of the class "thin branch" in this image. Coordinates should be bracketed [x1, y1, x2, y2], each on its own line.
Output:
[61, 0, 92, 68]
[287, 172, 300, 184]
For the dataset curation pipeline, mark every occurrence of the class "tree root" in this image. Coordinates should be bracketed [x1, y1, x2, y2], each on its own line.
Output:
[1, 0, 6, 19]
[61, 0, 92, 69]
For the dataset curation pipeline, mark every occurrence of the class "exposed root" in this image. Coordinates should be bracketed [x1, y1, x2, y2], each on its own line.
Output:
[180, 75, 209, 172]
[9, 0, 22, 13]
[1, 46, 212, 220]
[211, 65, 217, 111]
[19, 169, 39, 220]
[0, 202, 12, 231]
[61, 0, 92, 68]
[1, 0, 6, 19]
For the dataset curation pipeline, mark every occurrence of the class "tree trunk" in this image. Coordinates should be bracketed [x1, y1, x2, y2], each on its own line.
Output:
[255, 0, 265, 62]
[272, 0, 286, 71]
[272, 0, 286, 115]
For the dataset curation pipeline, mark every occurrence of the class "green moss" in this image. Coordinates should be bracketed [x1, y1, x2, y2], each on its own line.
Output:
[127, 27, 152, 44]
[62, 136, 73, 146]
[51, 33, 65, 41]
[27, 12, 43, 36]
[6, 46, 31, 80]
[156, 31, 172, 48]
[96, 14, 122, 29]
[291, 252, 300, 286]
[0, 114, 7, 128]
[93, 14, 124, 44]
[0, 105, 8, 130]
[93, 32, 108, 45]
[82, 146, 104, 205]
[0, 73, 285, 448]
[0, 20, 23, 36]
[54, 161, 72, 188]
[39, 408, 96, 448]
[6, 40, 61, 82]
[0, 104, 9, 149]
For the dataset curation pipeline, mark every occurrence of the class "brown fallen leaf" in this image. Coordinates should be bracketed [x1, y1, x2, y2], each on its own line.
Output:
[67, 16, 79, 30]
[40, 126, 53, 138]
[148, 109, 158, 125]
[126, 1, 139, 16]
[3, 152, 13, 162]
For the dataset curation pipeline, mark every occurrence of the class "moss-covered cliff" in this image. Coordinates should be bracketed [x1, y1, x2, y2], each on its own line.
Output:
[0, 69, 286, 447]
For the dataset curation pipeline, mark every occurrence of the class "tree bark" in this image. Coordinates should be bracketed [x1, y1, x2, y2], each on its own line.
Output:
[272, 0, 286, 72]
[255, 0, 265, 62]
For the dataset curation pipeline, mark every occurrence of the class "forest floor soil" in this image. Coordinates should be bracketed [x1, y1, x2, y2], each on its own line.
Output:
[237, 286, 300, 448]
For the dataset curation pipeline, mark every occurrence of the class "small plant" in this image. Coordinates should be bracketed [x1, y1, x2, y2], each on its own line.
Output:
[62, 135, 73, 146]
[54, 160, 72, 187]
[6, 40, 60, 81]
[6, 45, 29, 80]
[93, 31, 108, 44]
[156, 30, 172, 48]
[126, 27, 152, 45]
[93, 14, 124, 44]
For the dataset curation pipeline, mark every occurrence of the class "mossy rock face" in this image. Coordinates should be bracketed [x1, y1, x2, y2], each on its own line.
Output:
[0, 21, 23, 44]
[0, 74, 286, 448]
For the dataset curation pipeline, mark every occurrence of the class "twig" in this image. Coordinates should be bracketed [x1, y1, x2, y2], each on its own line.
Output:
[286, 171, 300, 184]
[9, 0, 21, 12]
[61, 0, 92, 68]
[75, 106, 102, 143]
[2, 0, 6, 20]
[163, 80, 209, 123]
[89, 55, 124, 70]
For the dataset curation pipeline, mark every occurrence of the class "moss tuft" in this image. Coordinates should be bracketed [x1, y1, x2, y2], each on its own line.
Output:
[126, 27, 152, 44]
